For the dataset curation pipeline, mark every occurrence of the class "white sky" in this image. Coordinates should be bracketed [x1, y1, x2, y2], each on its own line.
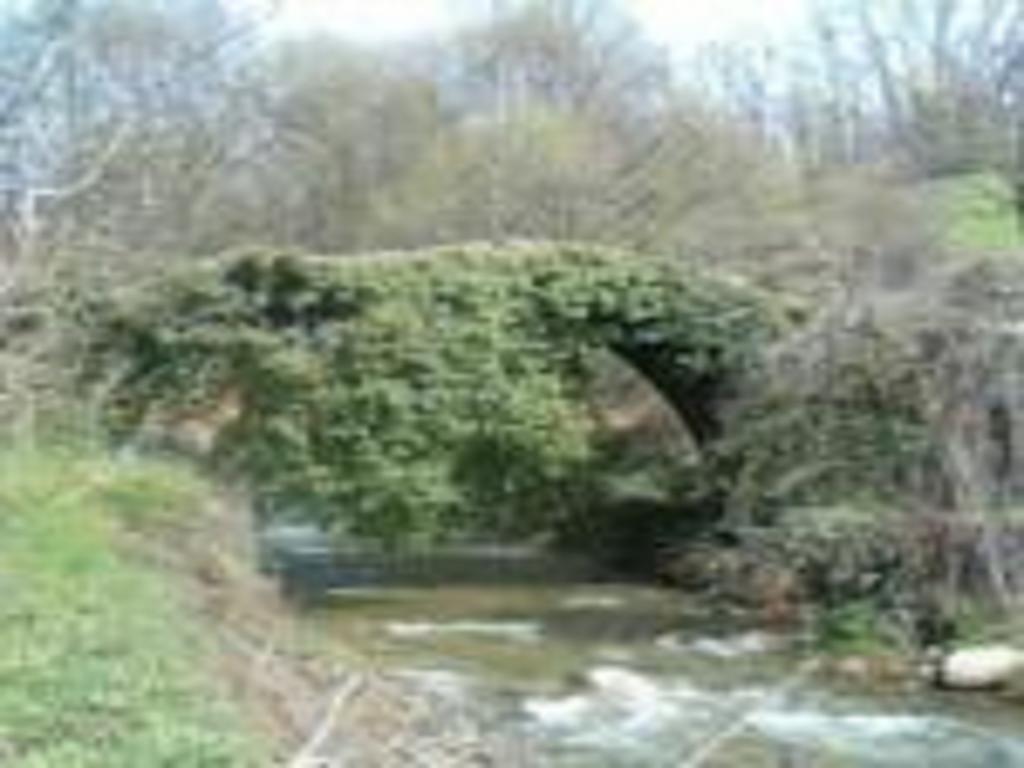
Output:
[266, 0, 807, 50]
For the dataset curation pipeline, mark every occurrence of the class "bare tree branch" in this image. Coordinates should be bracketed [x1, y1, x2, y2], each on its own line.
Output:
[0, 39, 66, 127]
[33, 119, 131, 201]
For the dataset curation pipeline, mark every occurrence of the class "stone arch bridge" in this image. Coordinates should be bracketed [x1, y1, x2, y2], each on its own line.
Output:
[89, 243, 782, 542]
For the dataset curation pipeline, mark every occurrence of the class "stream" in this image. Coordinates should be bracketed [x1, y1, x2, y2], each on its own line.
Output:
[312, 585, 1024, 767]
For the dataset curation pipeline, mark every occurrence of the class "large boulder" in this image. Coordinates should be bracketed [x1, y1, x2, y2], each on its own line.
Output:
[929, 646, 1024, 690]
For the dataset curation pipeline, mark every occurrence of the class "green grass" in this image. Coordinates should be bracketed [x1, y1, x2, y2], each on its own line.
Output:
[0, 445, 258, 767]
[940, 172, 1024, 250]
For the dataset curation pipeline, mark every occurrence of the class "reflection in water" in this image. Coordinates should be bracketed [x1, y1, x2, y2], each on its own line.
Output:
[313, 585, 1024, 767]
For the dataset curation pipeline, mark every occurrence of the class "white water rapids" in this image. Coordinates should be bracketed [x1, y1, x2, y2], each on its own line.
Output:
[315, 585, 1024, 767]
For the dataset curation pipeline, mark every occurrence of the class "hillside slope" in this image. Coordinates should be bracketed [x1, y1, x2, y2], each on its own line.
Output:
[0, 447, 260, 767]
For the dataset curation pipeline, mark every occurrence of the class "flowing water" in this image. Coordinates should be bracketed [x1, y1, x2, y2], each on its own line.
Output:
[312, 585, 1024, 767]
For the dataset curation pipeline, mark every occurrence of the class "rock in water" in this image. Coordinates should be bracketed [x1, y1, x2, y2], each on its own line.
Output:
[932, 646, 1024, 690]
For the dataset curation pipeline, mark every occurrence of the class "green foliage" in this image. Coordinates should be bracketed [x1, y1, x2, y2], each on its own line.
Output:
[817, 601, 895, 654]
[96, 458, 206, 527]
[0, 446, 256, 767]
[84, 243, 777, 546]
[939, 173, 1023, 250]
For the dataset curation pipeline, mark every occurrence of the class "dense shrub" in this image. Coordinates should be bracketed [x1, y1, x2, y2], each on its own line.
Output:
[717, 254, 1024, 518]
[722, 507, 1024, 648]
[716, 320, 932, 517]
[686, 255, 1024, 639]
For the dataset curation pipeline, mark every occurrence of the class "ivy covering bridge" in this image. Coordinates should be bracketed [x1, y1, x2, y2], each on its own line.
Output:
[86, 243, 782, 545]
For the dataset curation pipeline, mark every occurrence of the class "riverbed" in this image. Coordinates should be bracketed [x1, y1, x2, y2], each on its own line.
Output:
[311, 585, 1024, 767]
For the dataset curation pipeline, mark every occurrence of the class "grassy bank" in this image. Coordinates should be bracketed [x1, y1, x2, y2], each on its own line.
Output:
[0, 445, 257, 767]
